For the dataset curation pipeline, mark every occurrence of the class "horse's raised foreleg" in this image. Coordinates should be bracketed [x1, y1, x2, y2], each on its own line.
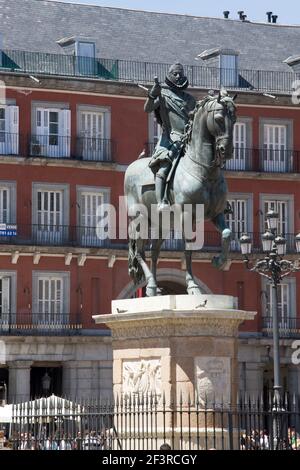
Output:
[211, 212, 232, 270]
[150, 238, 164, 295]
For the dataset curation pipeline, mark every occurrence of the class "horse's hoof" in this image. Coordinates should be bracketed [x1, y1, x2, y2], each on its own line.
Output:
[187, 284, 201, 296]
[146, 285, 157, 297]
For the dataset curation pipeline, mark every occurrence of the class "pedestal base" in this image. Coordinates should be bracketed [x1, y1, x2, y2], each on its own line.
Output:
[94, 294, 256, 450]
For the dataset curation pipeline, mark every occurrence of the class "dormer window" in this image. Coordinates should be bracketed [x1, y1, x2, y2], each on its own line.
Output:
[220, 53, 238, 87]
[198, 48, 239, 88]
[57, 37, 96, 75]
[283, 55, 300, 73]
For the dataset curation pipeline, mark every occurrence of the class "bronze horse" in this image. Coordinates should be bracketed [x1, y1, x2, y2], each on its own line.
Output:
[124, 91, 236, 296]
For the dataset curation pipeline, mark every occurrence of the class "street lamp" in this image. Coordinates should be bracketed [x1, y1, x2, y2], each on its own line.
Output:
[239, 212, 300, 406]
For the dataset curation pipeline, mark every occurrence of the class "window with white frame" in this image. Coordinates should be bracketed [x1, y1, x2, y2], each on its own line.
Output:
[220, 54, 238, 87]
[0, 272, 16, 328]
[0, 105, 19, 155]
[227, 121, 247, 170]
[33, 272, 70, 326]
[34, 107, 70, 158]
[32, 184, 69, 244]
[264, 200, 288, 236]
[78, 106, 111, 161]
[226, 197, 251, 249]
[0, 182, 16, 224]
[264, 279, 296, 329]
[263, 124, 288, 172]
[76, 41, 96, 75]
[77, 186, 109, 246]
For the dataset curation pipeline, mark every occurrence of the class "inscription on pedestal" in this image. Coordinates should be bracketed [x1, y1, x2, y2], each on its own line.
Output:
[122, 359, 161, 398]
[195, 357, 231, 406]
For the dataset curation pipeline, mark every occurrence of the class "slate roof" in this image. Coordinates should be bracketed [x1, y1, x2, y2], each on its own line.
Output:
[0, 0, 300, 73]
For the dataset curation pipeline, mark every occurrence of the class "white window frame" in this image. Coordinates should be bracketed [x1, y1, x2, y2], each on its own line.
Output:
[260, 194, 294, 237]
[226, 193, 253, 250]
[32, 183, 69, 244]
[77, 105, 111, 161]
[31, 102, 70, 158]
[227, 118, 252, 170]
[260, 118, 293, 172]
[0, 271, 17, 329]
[75, 40, 96, 75]
[220, 54, 238, 87]
[0, 181, 16, 224]
[262, 278, 296, 330]
[0, 105, 19, 155]
[76, 186, 110, 246]
[32, 271, 70, 326]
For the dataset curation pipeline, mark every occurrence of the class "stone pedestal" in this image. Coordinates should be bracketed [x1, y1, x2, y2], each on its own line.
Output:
[94, 294, 256, 449]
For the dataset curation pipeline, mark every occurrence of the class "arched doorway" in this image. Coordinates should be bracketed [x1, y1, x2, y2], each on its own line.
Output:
[117, 268, 212, 299]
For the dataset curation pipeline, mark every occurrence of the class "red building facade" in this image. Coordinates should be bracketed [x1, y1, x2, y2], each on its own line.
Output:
[0, 1, 300, 401]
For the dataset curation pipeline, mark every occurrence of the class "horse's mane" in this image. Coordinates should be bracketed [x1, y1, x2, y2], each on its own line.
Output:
[183, 92, 236, 145]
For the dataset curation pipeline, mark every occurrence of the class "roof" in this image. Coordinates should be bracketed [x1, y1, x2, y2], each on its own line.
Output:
[0, 0, 300, 72]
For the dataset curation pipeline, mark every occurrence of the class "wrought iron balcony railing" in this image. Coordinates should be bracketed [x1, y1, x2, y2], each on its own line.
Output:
[1, 48, 299, 93]
[0, 226, 298, 253]
[145, 144, 300, 174]
[0, 312, 82, 336]
[262, 316, 300, 338]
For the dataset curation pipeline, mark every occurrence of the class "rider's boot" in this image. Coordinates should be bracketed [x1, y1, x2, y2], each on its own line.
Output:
[155, 176, 170, 211]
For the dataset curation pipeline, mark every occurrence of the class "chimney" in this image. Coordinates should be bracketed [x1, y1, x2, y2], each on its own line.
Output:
[241, 14, 247, 22]
[223, 11, 230, 19]
[237, 10, 244, 20]
[266, 11, 272, 23]
[272, 15, 278, 23]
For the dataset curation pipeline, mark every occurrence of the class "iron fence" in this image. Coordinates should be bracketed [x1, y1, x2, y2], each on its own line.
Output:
[0, 226, 298, 254]
[262, 316, 300, 338]
[0, 312, 82, 336]
[7, 394, 300, 450]
[1, 49, 299, 93]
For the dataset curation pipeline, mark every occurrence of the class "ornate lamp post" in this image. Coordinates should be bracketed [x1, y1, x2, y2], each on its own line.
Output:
[239, 211, 300, 405]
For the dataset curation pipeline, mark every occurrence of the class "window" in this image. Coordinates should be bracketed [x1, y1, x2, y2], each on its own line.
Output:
[76, 41, 96, 75]
[77, 186, 110, 246]
[220, 54, 238, 87]
[264, 200, 288, 236]
[33, 272, 70, 328]
[0, 272, 17, 330]
[260, 195, 293, 250]
[263, 124, 287, 172]
[0, 182, 16, 224]
[264, 279, 296, 330]
[32, 183, 69, 244]
[226, 197, 251, 250]
[227, 121, 248, 170]
[77, 106, 111, 161]
[34, 108, 70, 158]
[0, 105, 19, 155]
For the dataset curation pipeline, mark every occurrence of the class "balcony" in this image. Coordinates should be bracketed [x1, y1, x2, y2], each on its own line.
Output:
[145, 144, 300, 174]
[262, 316, 300, 338]
[0, 312, 82, 336]
[29, 135, 113, 162]
[1, 49, 299, 93]
[0, 226, 298, 253]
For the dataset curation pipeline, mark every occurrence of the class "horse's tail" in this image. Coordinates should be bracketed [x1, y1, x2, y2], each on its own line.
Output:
[128, 238, 144, 285]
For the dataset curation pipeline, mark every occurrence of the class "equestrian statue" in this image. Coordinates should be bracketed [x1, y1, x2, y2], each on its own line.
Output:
[124, 63, 237, 296]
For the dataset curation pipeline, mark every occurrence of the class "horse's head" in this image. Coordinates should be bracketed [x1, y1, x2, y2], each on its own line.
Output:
[205, 90, 237, 162]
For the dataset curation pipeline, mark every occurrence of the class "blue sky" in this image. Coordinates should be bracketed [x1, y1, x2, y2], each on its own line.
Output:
[48, 0, 299, 24]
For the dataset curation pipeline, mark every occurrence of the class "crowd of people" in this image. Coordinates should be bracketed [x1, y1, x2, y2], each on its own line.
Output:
[240, 427, 300, 450]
